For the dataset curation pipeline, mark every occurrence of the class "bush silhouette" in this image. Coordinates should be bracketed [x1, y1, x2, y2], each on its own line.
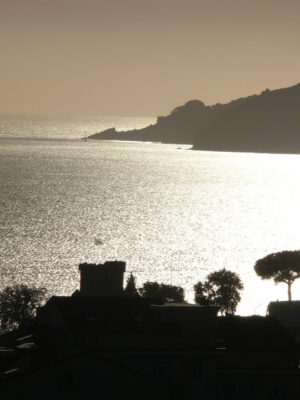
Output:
[139, 281, 185, 303]
[0, 284, 47, 333]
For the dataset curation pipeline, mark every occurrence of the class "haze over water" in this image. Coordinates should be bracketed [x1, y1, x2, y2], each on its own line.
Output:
[1, 116, 300, 315]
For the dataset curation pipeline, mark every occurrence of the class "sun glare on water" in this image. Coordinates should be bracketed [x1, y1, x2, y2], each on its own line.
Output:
[0, 139, 300, 316]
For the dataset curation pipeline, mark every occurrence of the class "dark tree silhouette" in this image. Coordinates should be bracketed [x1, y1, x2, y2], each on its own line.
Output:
[123, 273, 140, 297]
[139, 281, 185, 303]
[193, 281, 216, 306]
[194, 269, 243, 315]
[0, 285, 47, 333]
[254, 250, 300, 301]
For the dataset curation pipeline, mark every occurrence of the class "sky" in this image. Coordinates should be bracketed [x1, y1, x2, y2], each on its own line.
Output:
[1, 0, 300, 117]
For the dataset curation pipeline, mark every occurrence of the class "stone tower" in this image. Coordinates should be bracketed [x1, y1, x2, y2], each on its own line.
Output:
[79, 261, 126, 297]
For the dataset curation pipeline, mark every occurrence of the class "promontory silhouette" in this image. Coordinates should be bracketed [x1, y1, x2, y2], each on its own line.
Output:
[89, 99, 217, 145]
[89, 83, 300, 154]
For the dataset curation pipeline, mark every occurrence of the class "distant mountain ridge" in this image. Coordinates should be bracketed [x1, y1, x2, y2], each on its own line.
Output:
[89, 83, 300, 153]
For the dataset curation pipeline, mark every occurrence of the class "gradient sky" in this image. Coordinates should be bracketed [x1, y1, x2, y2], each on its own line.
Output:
[1, 0, 299, 117]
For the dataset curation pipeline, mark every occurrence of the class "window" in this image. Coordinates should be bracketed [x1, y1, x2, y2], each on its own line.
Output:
[217, 380, 236, 400]
[57, 371, 75, 391]
[268, 382, 287, 400]
[193, 363, 202, 380]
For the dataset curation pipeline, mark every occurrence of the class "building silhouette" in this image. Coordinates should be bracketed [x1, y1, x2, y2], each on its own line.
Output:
[0, 262, 299, 399]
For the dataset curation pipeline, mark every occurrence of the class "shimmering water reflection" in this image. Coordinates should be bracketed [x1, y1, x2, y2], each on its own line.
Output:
[1, 138, 300, 315]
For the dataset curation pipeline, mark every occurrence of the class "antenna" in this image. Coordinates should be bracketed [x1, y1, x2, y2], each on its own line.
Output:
[169, 266, 208, 285]
[125, 268, 144, 278]
[125, 266, 209, 286]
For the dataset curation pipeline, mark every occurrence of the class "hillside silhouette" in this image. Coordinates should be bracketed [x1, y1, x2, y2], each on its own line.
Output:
[89, 100, 220, 144]
[194, 83, 300, 153]
[89, 83, 300, 153]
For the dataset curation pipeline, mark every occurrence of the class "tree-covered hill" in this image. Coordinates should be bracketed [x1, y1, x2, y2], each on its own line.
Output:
[89, 82, 300, 154]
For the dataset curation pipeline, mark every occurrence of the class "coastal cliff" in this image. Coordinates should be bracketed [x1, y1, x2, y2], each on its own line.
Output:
[193, 83, 300, 153]
[89, 100, 220, 144]
[89, 83, 300, 154]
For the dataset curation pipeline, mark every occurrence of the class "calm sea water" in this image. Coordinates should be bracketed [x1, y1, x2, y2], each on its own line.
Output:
[0, 114, 155, 140]
[1, 115, 300, 315]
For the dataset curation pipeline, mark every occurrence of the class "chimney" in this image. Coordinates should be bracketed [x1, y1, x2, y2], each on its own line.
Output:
[79, 261, 126, 297]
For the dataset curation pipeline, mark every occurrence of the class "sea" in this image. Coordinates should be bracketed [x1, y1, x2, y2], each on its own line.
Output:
[1, 113, 300, 315]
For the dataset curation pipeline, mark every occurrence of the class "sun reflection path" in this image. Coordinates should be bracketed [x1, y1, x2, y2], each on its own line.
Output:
[1, 141, 300, 316]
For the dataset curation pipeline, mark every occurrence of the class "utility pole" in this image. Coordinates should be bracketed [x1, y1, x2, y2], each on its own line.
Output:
[170, 266, 209, 285]
[170, 267, 180, 285]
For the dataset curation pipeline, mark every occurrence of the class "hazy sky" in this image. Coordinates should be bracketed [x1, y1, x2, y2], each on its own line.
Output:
[1, 0, 299, 117]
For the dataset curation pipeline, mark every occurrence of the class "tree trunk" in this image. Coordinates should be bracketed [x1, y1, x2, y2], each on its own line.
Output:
[288, 282, 292, 301]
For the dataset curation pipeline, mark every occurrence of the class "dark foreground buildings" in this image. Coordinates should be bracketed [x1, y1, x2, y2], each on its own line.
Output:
[0, 262, 299, 399]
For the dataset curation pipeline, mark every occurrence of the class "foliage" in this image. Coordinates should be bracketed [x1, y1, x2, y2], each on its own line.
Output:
[0, 284, 47, 333]
[193, 281, 216, 306]
[254, 250, 300, 301]
[139, 281, 185, 303]
[123, 273, 140, 297]
[194, 268, 244, 315]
